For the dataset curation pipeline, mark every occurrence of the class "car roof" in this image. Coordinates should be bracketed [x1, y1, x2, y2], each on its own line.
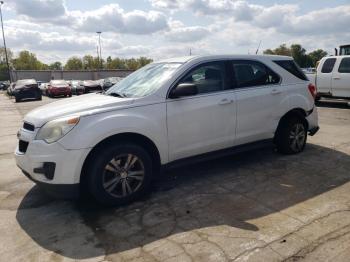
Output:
[321, 55, 350, 59]
[157, 54, 293, 64]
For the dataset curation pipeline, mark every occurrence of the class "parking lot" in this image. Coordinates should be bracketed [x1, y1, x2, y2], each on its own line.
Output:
[0, 92, 350, 261]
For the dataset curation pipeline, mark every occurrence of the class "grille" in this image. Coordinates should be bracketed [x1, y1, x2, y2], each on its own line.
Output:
[23, 122, 35, 131]
[19, 140, 29, 153]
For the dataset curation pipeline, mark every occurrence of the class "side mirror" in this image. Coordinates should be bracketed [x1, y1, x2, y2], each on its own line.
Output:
[170, 83, 198, 98]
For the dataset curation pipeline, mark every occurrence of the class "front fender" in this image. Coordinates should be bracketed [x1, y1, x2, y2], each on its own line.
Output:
[59, 103, 168, 163]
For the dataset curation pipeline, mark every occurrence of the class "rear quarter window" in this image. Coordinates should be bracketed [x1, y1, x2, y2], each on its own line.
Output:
[321, 58, 337, 73]
[273, 60, 308, 81]
[338, 58, 350, 73]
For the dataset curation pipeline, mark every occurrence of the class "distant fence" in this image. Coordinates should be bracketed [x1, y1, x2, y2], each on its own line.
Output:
[10, 69, 134, 82]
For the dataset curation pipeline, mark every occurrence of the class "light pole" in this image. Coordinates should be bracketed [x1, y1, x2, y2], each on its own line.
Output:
[0, 1, 11, 82]
[96, 31, 102, 69]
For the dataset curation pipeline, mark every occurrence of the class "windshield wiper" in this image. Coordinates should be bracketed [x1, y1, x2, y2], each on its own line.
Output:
[108, 92, 127, 98]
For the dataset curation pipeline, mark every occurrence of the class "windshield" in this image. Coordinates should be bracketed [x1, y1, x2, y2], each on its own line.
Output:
[106, 62, 182, 98]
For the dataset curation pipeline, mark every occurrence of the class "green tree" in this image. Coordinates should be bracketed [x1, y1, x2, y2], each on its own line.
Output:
[137, 57, 153, 67]
[64, 57, 83, 70]
[12, 50, 47, 70]
[308, 49, 328, 67]
[49, 61, 62, 70]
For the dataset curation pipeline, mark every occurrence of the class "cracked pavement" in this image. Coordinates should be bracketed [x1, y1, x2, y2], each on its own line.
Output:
[0, 93, 350, 261]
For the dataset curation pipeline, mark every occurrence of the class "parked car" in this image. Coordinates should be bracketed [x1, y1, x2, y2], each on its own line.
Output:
[47, 80, 72, 98]
[15, 55, 319, 205]
[12, 79, 42, 102]
[312, 55, 350, 100]
[68, 80, 85, 95]
[39, 82, 48, 95]
[82, 80, 103, 93]
[0, 81, 9, 90]
[7, 82, 15, 96]
[102, 77, 122, 90]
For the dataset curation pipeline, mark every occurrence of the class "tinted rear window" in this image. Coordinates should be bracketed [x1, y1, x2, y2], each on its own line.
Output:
[274, 60, 308, 81]
[338, 58, 350, 73]
[321, 58, 336, 73]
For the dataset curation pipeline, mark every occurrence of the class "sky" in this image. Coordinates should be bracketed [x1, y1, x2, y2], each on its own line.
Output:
[2, 0, 350, 64]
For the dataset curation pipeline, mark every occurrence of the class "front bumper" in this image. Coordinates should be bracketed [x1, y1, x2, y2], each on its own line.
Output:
[20, 168, 80, 199]
[15, 128, 91, 199]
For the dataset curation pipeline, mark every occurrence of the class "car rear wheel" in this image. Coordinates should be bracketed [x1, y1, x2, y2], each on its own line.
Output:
[86, 143, 153, 206]
[15, 96, 21, 103]
[275, 117, 307, 154]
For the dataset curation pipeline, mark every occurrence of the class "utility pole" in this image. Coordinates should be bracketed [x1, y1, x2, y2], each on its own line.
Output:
[96, 31, 102, 69]
[0, 1, 11, 82]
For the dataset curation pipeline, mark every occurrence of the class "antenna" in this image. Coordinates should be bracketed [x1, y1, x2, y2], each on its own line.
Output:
[189, 48, 192, 56]
[255, 40, 262, 54]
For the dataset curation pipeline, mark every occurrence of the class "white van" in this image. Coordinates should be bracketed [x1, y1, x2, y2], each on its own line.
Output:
[316, 56, 350, 99]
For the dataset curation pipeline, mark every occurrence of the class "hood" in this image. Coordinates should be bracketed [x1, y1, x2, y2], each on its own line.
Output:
[24, 93, 134, 127]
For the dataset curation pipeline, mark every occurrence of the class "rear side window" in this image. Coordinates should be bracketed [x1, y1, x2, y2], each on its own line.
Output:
[274, 60, 308, 80]
[338, 58, 350, 73]
[321, 58, 336, 73]
[232, 60, 280, 88]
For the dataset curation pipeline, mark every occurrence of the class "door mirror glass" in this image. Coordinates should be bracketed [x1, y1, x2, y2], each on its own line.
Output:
[170, 83, 198, 98]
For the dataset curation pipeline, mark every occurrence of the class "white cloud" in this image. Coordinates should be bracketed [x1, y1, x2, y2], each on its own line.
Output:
[165, 21, 210, 42]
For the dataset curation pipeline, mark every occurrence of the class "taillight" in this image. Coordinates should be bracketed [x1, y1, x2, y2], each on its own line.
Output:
[308, 83, 317, 99]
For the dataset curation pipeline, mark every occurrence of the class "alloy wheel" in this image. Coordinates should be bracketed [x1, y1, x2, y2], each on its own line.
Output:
[289, 123, 306, 152]
[102, 153, 145, 198]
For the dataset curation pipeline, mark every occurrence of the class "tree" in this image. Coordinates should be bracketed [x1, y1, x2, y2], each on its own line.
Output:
[64, 57, 83, 70]
[0, 47, 13, 81]
[308, 49, 327, 67]
[49, 61, 62, 70]
[137, 57, 153, 67]
[264, 44, 328, 67]
[290, 44, 308, 68]
[12, 50, 48, 70]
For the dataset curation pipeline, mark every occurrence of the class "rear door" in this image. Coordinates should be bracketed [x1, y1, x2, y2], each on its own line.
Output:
[331, 57, 350, 98]
[231, 60, 282, 146]
[317, 58, 336, 94]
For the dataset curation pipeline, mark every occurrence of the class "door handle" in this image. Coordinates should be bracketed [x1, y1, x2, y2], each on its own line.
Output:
[271, 89, 282, 95]
[333, 77, 341, 80]
[218, 98, 233, 105]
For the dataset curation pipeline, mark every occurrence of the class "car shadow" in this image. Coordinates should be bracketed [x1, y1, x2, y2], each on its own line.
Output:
[16, 144, 350, 259]
[316, 99, 350, 109]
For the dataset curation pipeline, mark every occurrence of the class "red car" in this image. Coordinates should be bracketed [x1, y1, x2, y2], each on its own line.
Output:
[47, 80, 72, 98]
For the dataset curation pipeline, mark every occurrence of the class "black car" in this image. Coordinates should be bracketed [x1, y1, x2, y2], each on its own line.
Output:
[0, 81, 9, 90]
[13, 79, 42, 102]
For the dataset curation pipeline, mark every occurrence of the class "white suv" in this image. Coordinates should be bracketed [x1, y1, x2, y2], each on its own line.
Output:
[15, 55, 319, 205]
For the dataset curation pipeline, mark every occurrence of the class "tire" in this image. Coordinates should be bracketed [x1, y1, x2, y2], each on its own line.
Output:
[275, 117, 307, 155]
[86, 142, 153, 206]
[15, 96, 21, 103]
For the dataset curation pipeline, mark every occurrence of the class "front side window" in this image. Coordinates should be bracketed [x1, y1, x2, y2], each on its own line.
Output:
[178, 61, 227, 94]
[321, 58, 336, 73]
[338, 58, 350, 73]
[233, 60, 280, 88]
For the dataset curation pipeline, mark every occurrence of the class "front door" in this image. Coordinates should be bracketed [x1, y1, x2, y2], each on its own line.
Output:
[166, 61, 237, 162]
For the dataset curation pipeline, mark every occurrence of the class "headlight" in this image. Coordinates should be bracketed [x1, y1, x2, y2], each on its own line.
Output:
[36, 116, 80, 144]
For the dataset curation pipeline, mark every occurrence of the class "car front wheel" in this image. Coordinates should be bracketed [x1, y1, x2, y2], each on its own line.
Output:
[275, 117, 307, 154]
[86, 143, 153, 206]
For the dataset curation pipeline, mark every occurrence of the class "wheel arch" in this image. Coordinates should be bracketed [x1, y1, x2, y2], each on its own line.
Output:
[274, 108, 308, 142]
[80, 132, 162, 188]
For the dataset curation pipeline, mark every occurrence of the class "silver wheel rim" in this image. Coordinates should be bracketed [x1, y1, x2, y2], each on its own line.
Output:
[289, 123, 306, 152]
[102, 153, 145, 198]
